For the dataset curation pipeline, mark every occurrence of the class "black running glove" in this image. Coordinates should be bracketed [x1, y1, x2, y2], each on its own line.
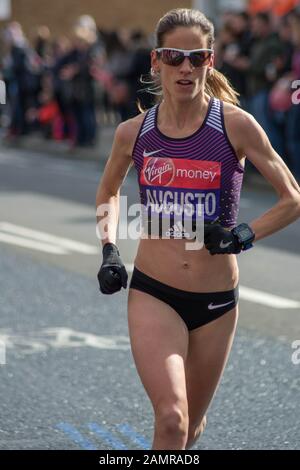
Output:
[204, 223, 242, 255]
[97, 242, 128, 294]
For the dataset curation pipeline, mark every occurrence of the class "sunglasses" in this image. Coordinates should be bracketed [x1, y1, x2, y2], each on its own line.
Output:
[155, 48, 213, 67]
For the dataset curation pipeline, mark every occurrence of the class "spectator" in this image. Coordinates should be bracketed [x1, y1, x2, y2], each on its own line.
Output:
[103, 29, 136, 121]
[2, 22, 42, 137]
[53, 16, 104, 147]
[125, 30, 153, 116]
[225, 12, 252, 107]
[246, 12, 286, 154]
[216, 24, 245, 103]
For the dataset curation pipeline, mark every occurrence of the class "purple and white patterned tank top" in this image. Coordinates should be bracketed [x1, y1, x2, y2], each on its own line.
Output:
[132, 97, 244, 230]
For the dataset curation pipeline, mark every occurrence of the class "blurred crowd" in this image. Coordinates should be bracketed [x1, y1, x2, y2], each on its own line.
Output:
[215, 8, 300, 178]
[0, 15, 153, 148]
[0, 9, 300, 178]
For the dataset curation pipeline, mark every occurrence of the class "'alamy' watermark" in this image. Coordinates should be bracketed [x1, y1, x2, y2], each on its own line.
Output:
[96, 196, 207, 250]
[292, 80, 300, 105]
[291, 340, 300, 365]
[0, 339, 6, 365]
[0, 80, 6, 105]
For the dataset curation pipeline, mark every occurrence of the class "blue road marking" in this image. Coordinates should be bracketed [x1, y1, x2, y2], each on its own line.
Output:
[117, 423, 151, 449]
[57, 422, 97, 450]
[88, 423, 127, 450]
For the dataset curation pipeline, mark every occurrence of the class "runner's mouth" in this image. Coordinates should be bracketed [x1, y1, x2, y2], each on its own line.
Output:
[176, 80, 194, 86]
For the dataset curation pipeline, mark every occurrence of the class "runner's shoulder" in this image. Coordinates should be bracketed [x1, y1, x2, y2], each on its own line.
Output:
[114, 112, 147, 153]
[222, 101, 266, 148]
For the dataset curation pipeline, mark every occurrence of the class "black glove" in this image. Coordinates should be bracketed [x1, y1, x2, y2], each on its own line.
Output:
[204, 223, 242, 255]
[97, 242, 128, 294]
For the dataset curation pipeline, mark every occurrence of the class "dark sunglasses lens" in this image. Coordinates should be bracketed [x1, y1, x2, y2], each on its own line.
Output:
[158, 49, 212, 67]
[161, 49, 184, 66]
[190, 51, 212, 67]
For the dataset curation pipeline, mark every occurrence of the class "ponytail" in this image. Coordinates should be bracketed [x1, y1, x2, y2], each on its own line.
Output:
[205, 68, 239, 106]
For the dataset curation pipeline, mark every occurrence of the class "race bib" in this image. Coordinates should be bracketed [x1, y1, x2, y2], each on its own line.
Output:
[139, 156, 221, 238]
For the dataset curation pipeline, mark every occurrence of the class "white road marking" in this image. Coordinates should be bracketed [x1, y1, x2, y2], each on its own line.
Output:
[239, 285, 300, 309]
[0, 222, 98, 254]
[125, 264, 300, 309]
[0, 328, 130, 356]
[0, 232, 68, 254]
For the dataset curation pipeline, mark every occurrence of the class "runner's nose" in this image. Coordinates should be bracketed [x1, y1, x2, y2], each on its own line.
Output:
[179, 56, 194, 72]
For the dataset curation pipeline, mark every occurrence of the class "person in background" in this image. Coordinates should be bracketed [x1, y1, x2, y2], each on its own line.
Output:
[125, 30, 153, 116]
[2, 22, 42, 138]
[246, 12, 286, 155]
[54, 15, 104, 147]
[223, 11, 252, 109]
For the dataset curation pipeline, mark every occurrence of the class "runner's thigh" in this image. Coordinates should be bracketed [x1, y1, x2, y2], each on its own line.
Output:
[128, 288, 190, 411]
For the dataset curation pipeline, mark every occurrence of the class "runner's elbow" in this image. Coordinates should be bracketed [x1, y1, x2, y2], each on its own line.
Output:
[96, 185, 119, 208]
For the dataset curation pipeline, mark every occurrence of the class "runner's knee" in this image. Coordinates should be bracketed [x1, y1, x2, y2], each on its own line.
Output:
[154, 401, 189, 437]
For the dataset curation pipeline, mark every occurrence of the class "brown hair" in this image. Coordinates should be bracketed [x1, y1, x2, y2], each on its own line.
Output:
[138, 8, 239, 111]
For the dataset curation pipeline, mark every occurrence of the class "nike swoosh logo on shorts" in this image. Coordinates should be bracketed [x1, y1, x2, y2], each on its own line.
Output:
[208, 300, 235, 310]
[219, 240, 233, 249]
[143, 148, 164, 157]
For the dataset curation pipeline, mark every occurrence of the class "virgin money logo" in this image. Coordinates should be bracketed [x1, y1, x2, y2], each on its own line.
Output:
[143, 157, 175, 186]
[141, 157, 220, 189]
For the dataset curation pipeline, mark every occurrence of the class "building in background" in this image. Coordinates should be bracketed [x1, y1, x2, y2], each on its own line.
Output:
[1, 0, 299, 38]
[0, 0, 191, 38]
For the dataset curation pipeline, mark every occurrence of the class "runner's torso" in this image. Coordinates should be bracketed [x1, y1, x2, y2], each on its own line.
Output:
[129, 97, 244, 291]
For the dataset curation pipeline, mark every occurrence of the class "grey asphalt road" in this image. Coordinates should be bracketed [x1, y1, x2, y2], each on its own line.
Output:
[0, 145, 299, 450]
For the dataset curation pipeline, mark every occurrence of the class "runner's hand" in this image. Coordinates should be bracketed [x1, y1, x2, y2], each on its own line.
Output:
[97, 243, 128, 294]
[204, 223, 241, 255]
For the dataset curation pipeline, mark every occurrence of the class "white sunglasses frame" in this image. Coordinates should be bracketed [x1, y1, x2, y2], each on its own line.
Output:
[155, 47, 214, 55]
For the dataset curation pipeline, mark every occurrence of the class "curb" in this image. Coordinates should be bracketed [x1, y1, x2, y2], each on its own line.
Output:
[0, 126, 115, 162]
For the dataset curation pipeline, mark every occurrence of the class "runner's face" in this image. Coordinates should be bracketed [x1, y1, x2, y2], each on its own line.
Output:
[151, 26, 214, 101]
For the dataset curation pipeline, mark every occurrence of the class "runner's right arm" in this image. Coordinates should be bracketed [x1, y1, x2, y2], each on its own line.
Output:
[95, 121, 134, 247]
